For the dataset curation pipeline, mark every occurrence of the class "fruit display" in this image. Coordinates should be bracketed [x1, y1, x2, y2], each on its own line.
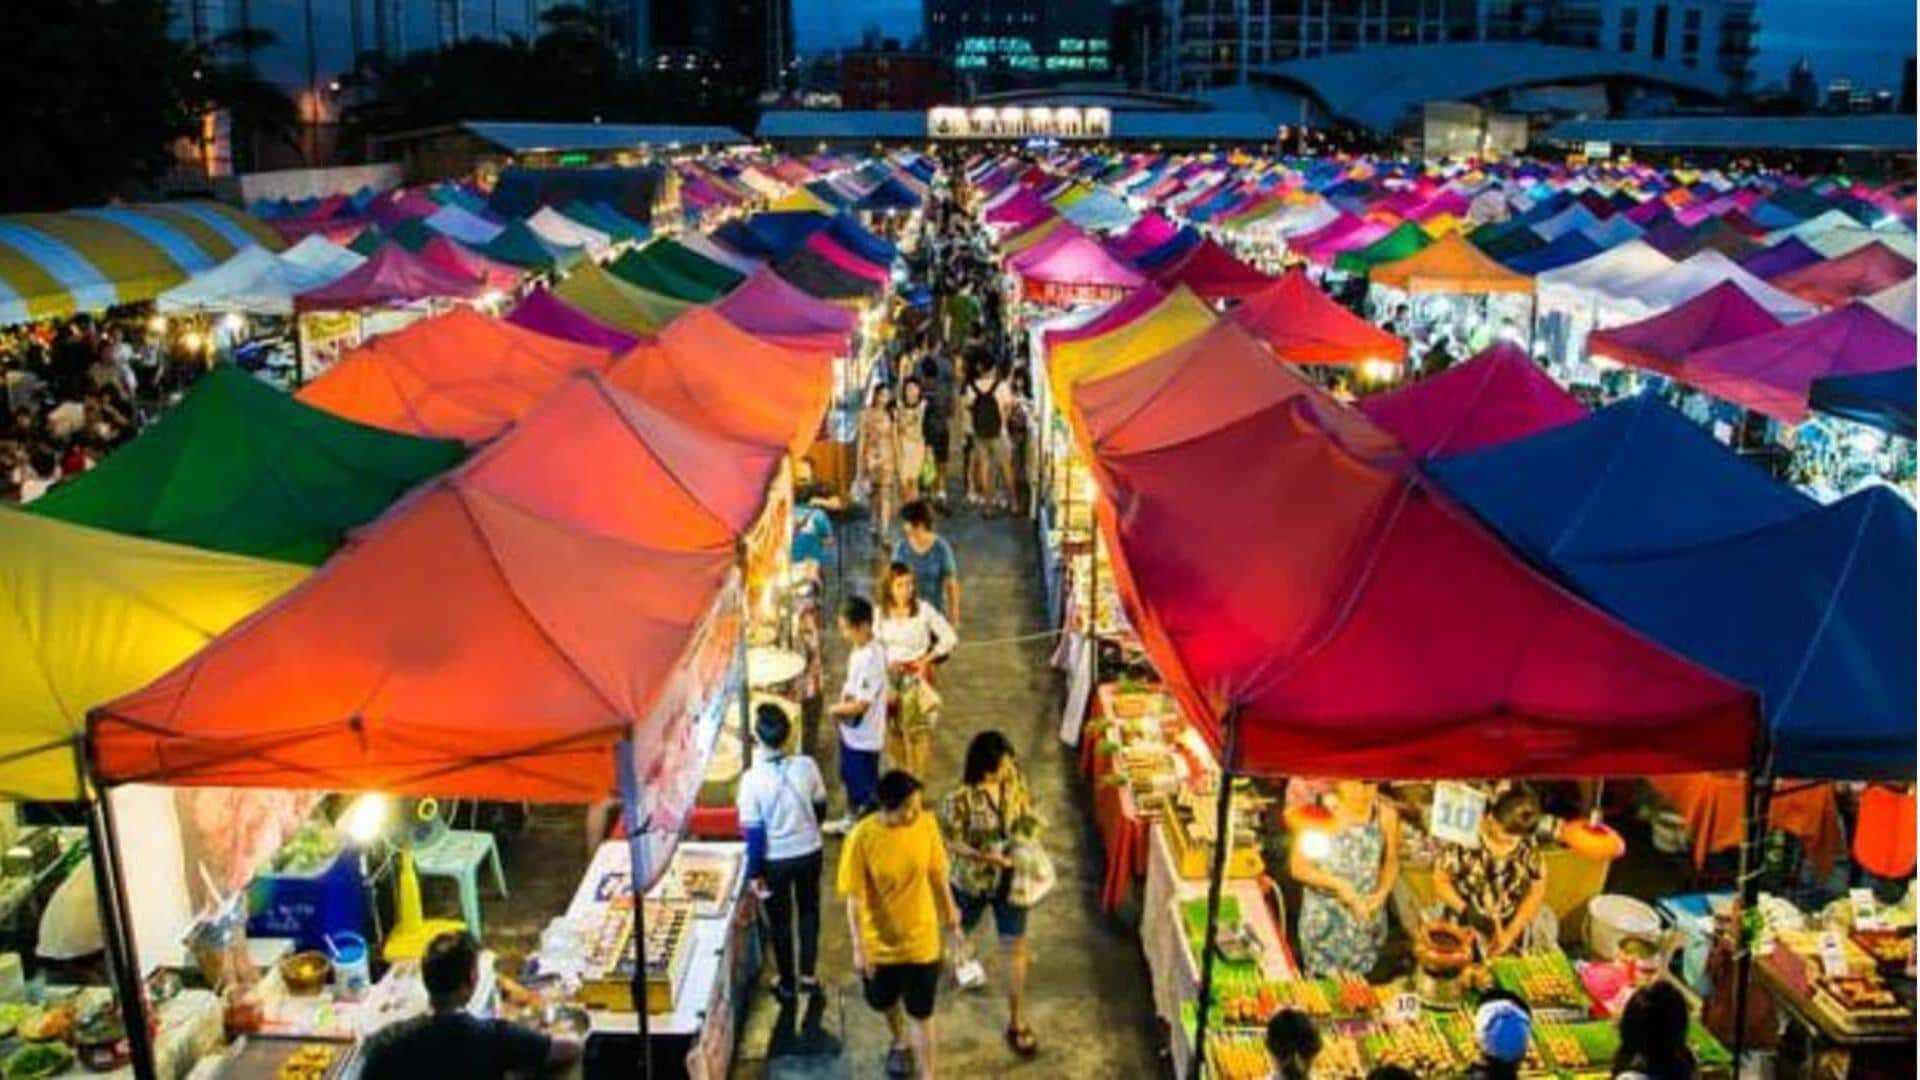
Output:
[276, 1043, 339, 1080]
[1533, 1021, 1591, 1069]
[1490, 953, 1589, 1011]
[1332, 973, 1378, 1016]
[1205, 1030, 1272, 1080]
[1310, 1032, 1366, 1079]
[1361, 1016, 1456, 1074]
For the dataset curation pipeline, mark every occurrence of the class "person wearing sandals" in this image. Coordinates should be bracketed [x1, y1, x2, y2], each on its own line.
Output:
[839, 771, 962, 1080]
[737, 704, 828, 1004]
[875, 561, 956, 781]
[938, 731, 1043, 1058]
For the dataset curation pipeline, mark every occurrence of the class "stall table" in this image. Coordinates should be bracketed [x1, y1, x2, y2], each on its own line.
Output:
[1754, 943, 1915, 1076]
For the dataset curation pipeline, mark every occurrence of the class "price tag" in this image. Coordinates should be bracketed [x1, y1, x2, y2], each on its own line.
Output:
[1387, 992, 1422, 1024]
[1430, 782, 1487, 847]
[1818, 930, 1850, 977]
[1850, 887, 1882, 931]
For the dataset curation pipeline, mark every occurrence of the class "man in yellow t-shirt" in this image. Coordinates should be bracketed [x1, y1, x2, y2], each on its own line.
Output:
[837, 770, 961, 1079]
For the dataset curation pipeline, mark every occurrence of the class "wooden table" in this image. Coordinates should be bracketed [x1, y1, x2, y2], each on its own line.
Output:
[1754, 944, 1914, 1077]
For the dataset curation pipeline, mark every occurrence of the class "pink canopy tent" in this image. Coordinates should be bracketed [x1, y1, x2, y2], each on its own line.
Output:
[418, 235, 525, 293]
[803, 231, 890, 284]
[713, 267, 858, 354]
[294, 243, 484, 312]
[1107, 212, 1182, 264]
[1681, 302, 1919, 423]
[1359, 343, 1588, 457]
[1301, 218, 1394, 264]
[506, 287, 644, 352]
[985, 187, 1053, 228]
[1008, 227, 1147, 304]
[1587, 281, 1785, 377]
[367, 188, 442, 229]
[1042, 286, 1170, 350]
[1771, 243, 1917, 308]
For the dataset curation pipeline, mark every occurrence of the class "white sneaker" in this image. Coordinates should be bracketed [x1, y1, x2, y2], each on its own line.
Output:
[822, 815, 856, 836]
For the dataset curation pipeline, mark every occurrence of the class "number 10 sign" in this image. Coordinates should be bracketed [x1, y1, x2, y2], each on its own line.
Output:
[1430, 782, 1486, 847]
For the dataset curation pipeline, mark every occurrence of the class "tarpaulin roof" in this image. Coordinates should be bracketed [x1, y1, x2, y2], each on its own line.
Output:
[294, 243, 484, 311]
[1432, 398, 1912, 779]
[1230, 270, 1407, 366]
[1371, 233, 1534, 294]
[1739, 236, 1825, 280]
[279, 235, 367, 281]
[1587, 281, 1784, 376]
[1334, 220, 1431, 275]
[486, 164, 664, 225]
[1811, 366, 1915, 437]
[609, 238, 744, 303]
[1769, 242, 1916, 308]
[713, 267, 858, 354]
[424, 203, 505, 247]
[0, 511, 305, 800]
[156, 245, 348, 317]
[91, 382, 739, 800]
[1682, 302, 1918, 423]
[505, 287, 644, 353]
[1607, 249, 1821, 322]
[30, 365, 462, 563]
[609, 306, 833, 455]
[417, 235, 525, 293]
[298, 307, 611, 442]
[713, 212, 830, 261]
[1107, 212, 1182, 264]
[775, 243, 884, 301]
[477, 219, 583, 272]
[1008, 228, 1147, 294]
[1046, 285, 1214, 400]
[824, 214, 898, 267]
[1359, 343, 1586, 457]
[553, 259, 694, 335]
[0, 202, 283, 326]
[1090, 397, 1754, 778]
[1150, 237, 1274, 301]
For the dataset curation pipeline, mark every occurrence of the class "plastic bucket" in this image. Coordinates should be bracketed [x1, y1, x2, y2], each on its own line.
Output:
[329, 932, 371, 995]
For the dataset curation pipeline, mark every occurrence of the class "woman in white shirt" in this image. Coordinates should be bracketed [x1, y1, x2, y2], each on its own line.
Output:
[875, 561, 957, 780]
[736, 703, 827, 1000]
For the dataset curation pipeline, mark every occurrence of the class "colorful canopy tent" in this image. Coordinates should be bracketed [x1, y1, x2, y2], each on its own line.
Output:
[1739, 236, 1825, 281]
[1604, 249, 1821, 323]
[1088, 398, 1754, 778]
[156, 245, 347, 317]
[297, 307, 611, 442]
[1046, 286, 1215, 401]
[609, 239, 744, 303]
[552, 260, 694, 336]
[505, 287, 644, 352]
[823, 214, 898, 267]
[279, 235, 367, 282]
[1535, 240, 1678, 309]
[713, 212, 829, 261]
[678, 231, 763, 277]
[1009, 228, 1148, 305]
[1810, 366, 1916, 438]
[1370, 233, 1533, 294]
[1230, 270, 1407, 366]
[90, 395, 739, 800]
[0, 202, 284, 325]
[1769, 242, 1916, 308]
[1333, 221, 1432, 276]
[477, 220, 584, 272]
[1502, 231, 1603, 276]
[562, 201, 649, 246]
[803, 231, 889, 284]
[0, 511, 306, 800]
[712, 267, 858, 354]
[1431, 400, 1912, 779]
[1106, 212, 1182, 264]
[609, 307, 833, 456]
[1001, 216, 1068, 258]
[423, 204, 504, 247]
[775, 244, 884, 302]
[1586, 281, 1784, 377]
[1359, 343, 1586, 457]
[1866, 280, 1917, 328]
[1681, 302, 1918, 423]
[527, 207, 613, 258]
[294, 243, 484, 312]
[1150, 238, 1274, 301]
[29, 365, 462, 564]
[486, 165, 664, 226]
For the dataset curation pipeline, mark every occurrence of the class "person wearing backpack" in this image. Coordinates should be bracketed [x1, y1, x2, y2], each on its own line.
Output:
[963, 359, 1014, 514]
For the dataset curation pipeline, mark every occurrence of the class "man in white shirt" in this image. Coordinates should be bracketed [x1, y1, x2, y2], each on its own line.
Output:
[826, 595, 889, 834]
[736, 703, 828, 1001]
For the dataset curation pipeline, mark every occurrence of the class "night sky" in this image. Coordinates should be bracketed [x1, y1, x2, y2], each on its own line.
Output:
[233, 0, 1913, 97]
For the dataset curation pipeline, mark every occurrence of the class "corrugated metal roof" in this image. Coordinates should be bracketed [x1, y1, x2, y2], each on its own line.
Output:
[757, 111, 928, 139]
[757, 109, 1278, 142]
[1110, 111, 1278, 141]
[1543, 115, 1917, 153]
[461, 121, 746, 152]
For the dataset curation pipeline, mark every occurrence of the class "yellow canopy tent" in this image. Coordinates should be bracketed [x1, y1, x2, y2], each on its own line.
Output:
[0, 510, 306, 799]
[1046, 286, 1216, 402]
[770, 187, 833, 213]
[1001, 216, 1067, 256]
[1370, 232, 1535, 295]
[553, 260, 695, 335]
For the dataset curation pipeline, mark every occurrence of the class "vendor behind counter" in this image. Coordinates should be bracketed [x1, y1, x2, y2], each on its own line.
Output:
[359, 931, 579, 1080]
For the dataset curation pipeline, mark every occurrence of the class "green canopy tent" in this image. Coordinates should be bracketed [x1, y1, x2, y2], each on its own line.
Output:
[29, 365, 465, 564]
[1334, 220, 1432, 276]
[608, 239, 745, 303]
[478, 220, 585, 272]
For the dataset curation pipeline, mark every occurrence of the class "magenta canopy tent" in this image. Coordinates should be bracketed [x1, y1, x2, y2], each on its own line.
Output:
[985, 187, 1053, 227]
[1107, 212, 1182, 264]
[294, 243, 484, 312]
[506, 287, 644, 352]
[1682, 302, 1919, 423]
[1360, 343, 1588, 457]
[1009, 228, 1147, 301]
[803, 231, 889, 284]
[713, 267, 858, 354]
[1043, 286, 1171, 350]
[1587, 281, 1785, 377]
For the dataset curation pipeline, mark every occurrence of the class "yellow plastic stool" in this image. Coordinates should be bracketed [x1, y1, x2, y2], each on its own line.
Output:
[381, 847, 466, 963]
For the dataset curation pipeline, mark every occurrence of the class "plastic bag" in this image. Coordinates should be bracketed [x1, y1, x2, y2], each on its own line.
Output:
[1007, 841, 1056, 908]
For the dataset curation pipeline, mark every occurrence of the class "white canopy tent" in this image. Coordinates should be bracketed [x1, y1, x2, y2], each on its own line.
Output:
[155, 244, 357, 317]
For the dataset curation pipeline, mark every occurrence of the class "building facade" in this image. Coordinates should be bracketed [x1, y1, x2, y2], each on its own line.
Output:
[925, 0, 1116, 88]
[599, 0, 794, 92]
[840, 51, 956, 111]
[1161, 0, 1755, 95]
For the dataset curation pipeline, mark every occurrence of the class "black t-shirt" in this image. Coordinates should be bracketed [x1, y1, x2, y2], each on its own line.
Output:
[360, 1011, 551, 1080]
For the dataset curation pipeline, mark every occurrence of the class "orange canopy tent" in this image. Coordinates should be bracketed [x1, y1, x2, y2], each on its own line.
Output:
[1371, 232, 1534, 295]
[1231, 270, 1408, 366]
[609, 307, 834, 456]
[296, 307, 610, 443]
[89, 373, 755, 799]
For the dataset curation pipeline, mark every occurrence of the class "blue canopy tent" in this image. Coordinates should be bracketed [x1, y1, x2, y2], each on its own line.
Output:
[825, 214, 898, 266]
[854, 176, 923, 213]
[1430, 394, 1916, 779]
[1810, 367, 1917, 439]
[1503, 231, 1603, 275]
[1134, 227, 1204, 271]
[713, 211, 829, 261]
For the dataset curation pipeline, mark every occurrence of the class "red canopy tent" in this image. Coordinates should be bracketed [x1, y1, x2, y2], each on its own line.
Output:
[1770, 243, 1917, 308]
[712, 267, 858, 355]
[417, 235, 525, 294]
[294, 243, 484, 312]
[1087, 400, 1756, 778]
[1585, 281, 1784, 377]
[1358, 343, 1588, 457]
[1149, 238, 1275, 301]
[90, 373, 749, 799]
[609, 306, 834, 456]
[1230, 270, 1408, 366]
[1681, 301, 1919, 424]
[297, 307, 610, 442]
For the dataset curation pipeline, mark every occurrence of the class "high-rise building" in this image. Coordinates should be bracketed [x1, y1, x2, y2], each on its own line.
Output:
[1901, 56, 1915, 114]
[595, 0, 791, 91]
[1158, 0, 1756, 96]
[925, 0, 1115, 89]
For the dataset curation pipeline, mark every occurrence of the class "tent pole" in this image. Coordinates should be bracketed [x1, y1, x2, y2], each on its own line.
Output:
[78, 757, 157, 1080]
[617, 743, 656, 1080]
[1188, 706, 1241, 1080]
[1728, 730, 1775, 1069]
[736, 543, 755, 749]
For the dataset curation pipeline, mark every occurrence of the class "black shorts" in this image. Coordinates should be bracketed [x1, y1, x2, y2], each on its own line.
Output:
[862, 961, 940, 1019]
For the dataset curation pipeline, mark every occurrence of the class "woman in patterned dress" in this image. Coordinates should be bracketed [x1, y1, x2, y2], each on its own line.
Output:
[855, 381, 900, 550]
[1290, 780, 1400, 977]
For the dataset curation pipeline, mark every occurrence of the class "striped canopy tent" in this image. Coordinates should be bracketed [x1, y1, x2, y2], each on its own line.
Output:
[0, 202, 281, 326]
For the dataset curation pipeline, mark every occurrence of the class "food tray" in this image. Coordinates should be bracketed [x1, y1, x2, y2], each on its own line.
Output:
[1490, 952, 1592, 1015]
[215, 1036, 354, 1080]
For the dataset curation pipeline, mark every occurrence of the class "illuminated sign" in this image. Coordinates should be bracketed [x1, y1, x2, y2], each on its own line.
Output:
[927, 105, 1112, 140]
